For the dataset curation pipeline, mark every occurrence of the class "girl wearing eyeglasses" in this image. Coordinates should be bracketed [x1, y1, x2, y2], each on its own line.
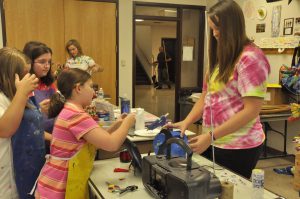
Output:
[23, 41, 57, 149]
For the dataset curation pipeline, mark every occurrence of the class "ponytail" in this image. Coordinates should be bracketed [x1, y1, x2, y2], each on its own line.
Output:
[48, 68, 91, 118]
[48, 92, 65, 118]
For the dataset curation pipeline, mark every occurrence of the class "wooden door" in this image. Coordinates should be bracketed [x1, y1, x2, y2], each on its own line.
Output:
[4, 0, 65, 66]
[64, 0, 117, 104]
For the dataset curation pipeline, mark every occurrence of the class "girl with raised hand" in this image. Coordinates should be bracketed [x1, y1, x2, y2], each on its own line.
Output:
[0, 47, 39, 199]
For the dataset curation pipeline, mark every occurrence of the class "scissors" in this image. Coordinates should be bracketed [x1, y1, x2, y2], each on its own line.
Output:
[119, 185, 138, 195]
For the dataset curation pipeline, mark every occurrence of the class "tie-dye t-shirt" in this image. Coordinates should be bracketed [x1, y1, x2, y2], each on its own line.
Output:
[202, 43, 270, 149]
[66, 55, 95, 72]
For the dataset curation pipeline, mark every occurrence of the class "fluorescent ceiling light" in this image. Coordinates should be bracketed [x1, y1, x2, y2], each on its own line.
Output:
[135, 19, 144, 22]
[164, 9, 177, 13]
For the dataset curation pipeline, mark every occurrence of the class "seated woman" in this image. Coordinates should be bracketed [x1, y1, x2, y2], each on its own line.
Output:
[65, 39, 104, 74]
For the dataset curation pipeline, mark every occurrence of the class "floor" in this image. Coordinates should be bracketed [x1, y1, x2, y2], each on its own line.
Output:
[135, 85, 298, 199]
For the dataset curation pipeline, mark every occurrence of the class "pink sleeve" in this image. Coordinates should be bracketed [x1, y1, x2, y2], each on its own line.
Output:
[68, 112, 99, 141]
[237, 48, 270, 97]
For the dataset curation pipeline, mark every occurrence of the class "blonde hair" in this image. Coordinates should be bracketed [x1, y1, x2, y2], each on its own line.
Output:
[0, 47, 29, 100]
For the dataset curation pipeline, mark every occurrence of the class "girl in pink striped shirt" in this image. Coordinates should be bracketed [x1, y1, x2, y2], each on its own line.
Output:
[36, 69, 135, 199]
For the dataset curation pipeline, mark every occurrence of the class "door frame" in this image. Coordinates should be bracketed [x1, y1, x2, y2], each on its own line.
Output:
[0, 0, 120, 105]
[161, 37, 177, 83]
[133, 2, 205, 121]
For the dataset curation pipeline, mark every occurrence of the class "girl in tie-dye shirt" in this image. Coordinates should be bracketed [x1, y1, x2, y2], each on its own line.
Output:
[167, 0, 270, 178]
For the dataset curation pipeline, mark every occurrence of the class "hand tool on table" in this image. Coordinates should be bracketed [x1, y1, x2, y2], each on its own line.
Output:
[106, 181, 121, 193]
[119, 185, 138, 195]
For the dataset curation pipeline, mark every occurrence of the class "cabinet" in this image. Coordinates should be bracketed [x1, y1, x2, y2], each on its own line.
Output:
[3, 0, 117, 104]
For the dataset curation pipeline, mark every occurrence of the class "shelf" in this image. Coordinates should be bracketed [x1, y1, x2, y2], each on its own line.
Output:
[261, 48, 295, 55]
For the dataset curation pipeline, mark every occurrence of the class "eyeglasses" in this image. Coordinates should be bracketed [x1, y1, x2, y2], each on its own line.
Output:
[34, 60, 52, 66]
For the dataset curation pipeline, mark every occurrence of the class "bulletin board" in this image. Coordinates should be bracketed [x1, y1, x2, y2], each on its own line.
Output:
[241, 0, 300, 54]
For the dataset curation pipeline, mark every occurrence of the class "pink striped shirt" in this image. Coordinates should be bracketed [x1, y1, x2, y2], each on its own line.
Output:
[37, 103, 99, 199]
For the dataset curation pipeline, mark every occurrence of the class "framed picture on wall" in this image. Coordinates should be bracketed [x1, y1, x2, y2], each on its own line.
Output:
[256, 24, 266, 33]
[283, 18, 294, 35]
[295, 17, 300, 36]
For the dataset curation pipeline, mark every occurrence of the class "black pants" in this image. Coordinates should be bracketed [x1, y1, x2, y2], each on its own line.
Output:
[202, 144, 263, 179]
[158, 67, 171, 87]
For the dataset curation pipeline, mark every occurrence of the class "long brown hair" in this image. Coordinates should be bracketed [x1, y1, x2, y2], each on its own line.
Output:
[48, 68, 91, 118]
[23, 41, 54, 86]
[65, 39, 84, 57]
[0, 47, 29, 100]
[208, 0, 250, 83]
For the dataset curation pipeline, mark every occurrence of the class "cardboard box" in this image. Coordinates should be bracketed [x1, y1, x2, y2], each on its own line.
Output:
[264, 84, 288, 105]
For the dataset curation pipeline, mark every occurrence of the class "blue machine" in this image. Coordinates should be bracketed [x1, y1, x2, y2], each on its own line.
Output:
[153, 129, 188, 157]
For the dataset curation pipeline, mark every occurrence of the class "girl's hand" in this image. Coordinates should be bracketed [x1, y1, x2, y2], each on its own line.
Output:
[15, 73, 39, 96]
[116, 113, 128, 121]
[124, 113, 136, 127]
[112, 113, 128, 126]
[188, 133, 211, 154]
[164, 120, 189, 137]
[39, 99, 50, 114]
[90, 66, 98, 73]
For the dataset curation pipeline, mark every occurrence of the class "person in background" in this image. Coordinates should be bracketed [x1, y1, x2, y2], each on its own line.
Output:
[153, 46, 172, 89]
[36, 69, 135, 199]
[166, 0, 270, 179]
[23, 41, 56, 146]
[65, 39, 104, 74]
[0, 47, 39, 199]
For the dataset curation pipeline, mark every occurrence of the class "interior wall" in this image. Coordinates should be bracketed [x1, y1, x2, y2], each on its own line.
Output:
[119, 1, 133, 99]
[181, 9, 200, 87]
[136, 25, 152, 77]
[136, 25, 152, 62]
[236, 0, 300, 154]
[235, 0, 300, 84]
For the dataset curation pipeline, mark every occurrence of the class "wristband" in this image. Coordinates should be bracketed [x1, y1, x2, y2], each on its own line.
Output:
[209, 131, 216, 141]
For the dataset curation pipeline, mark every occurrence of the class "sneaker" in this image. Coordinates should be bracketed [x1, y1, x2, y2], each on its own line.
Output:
[273, 166, 294, 175]
[156, 86, 162, 89]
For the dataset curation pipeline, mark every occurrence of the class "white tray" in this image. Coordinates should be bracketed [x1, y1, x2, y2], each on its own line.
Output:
[134, 128, 160, 137]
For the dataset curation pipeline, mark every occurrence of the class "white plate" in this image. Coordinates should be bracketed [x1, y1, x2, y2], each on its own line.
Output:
[257, 7, 267, 20]
[189, 93, 202, 102]
[134, 128, 160, 137]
